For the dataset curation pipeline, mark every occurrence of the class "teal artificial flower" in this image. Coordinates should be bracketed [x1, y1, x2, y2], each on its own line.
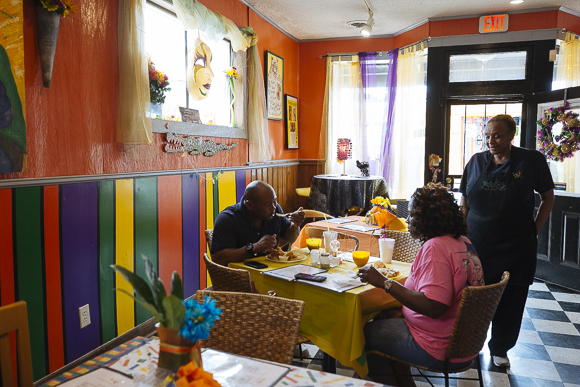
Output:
[179, 296, 222, 342]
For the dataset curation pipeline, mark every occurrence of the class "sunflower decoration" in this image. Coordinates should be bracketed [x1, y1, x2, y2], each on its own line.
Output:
[537, 103, 580, 162]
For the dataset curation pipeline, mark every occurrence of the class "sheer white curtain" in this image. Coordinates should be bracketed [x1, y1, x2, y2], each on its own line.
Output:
[321, 56, 364, 175]
[554, 32, 580, 89]
[386, 45, 428, 200]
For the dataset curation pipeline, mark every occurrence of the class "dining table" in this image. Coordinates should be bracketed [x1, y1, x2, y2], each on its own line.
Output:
[229, 249, 411, 379]
[37, 336, 393, 387]
[308, 174, 388, 217]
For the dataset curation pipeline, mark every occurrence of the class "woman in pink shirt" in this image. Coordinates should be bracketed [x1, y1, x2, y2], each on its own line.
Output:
[358, 183, 484, 387]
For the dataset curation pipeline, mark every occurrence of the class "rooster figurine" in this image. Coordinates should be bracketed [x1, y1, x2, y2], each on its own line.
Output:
[356, 160, 370, 177]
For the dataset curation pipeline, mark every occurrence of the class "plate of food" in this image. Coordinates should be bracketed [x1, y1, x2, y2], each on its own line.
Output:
[371, 261, 401, 279]
[266, 248, 308, 263]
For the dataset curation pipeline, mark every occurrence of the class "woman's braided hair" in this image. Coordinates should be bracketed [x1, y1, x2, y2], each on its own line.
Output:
[408, 182, 468, 243]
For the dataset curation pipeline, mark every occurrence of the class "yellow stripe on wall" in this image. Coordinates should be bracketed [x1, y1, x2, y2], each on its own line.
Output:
[115, 179, 135, 335]
[218, 171, 237, 212]
[205, 174, 214, 285]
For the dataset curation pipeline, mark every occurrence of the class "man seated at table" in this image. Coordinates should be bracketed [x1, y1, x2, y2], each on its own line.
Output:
[211, 180, 305, 265]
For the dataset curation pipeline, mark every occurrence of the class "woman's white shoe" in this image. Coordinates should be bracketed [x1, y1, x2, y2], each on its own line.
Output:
[493, 356, 510, 367]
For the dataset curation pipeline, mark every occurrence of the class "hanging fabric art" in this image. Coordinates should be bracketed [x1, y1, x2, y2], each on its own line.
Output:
[537, 103, 580, 162]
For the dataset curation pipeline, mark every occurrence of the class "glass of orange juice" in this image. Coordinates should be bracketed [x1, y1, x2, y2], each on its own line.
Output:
[352, 251, 370, 269]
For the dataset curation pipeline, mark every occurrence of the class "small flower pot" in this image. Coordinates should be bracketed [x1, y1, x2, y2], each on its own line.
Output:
[155, 323, 202, 371]
[36, 6, 60, 88]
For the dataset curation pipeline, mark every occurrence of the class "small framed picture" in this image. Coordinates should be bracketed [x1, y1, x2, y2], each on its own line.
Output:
[285, 94, 298, 149]
[265, 51, 284, 120]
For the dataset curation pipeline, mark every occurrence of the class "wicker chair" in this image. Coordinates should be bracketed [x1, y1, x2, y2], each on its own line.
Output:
[196, 290, 305, 364]
[305, 227, 359, 252]
[367, 271, 510, 387]
[0, 301, 33, 387]
[378, 229, 422, 263]
[205, 229, 213, 251]
[203, 254, 253, 293]
[395, 200, 410, 219]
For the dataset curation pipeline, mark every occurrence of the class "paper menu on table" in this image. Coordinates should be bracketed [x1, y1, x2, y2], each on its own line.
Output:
[324, 218, 358, 224]
[56, 368, 133, 387]
[338, 224, 378, 232]
[202, 349, 289, 387]
[296, 272, 366, 293]
[107, 340, 159, 377]
[262, 264, 326, 281]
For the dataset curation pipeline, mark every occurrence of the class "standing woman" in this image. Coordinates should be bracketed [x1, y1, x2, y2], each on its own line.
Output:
[460, 114, 555, 368]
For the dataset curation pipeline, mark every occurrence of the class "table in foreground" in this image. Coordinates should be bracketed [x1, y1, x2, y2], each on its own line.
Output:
[230, 251, 411, 379]
[39, 336, 393, 387]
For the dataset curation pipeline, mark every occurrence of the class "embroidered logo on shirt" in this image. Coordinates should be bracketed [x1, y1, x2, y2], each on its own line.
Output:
[481, 180, 506, 191]
[513, 170, 523, 178]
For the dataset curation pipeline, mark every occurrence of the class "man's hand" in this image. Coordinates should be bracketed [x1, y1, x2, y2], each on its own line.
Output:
[253, 234, 278, 255]
[287, 207, 305, 227]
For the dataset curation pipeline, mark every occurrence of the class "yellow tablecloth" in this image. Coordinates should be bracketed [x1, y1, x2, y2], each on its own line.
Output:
[230, 250, 411, 378]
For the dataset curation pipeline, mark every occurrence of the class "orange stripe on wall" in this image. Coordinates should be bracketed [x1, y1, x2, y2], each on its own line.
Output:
[246, 169, 251, 186]
[158, 175, 183, 291]
[43, 186, 65, 372]
[198, 176, 206, 289]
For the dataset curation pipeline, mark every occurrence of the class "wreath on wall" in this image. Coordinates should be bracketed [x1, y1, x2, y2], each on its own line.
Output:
[537, 103, 580, 162]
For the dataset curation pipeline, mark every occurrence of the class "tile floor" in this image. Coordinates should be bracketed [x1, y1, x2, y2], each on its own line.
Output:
[292, 280, 580, 386]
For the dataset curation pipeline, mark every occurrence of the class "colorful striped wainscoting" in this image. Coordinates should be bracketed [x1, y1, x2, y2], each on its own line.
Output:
[0, 169, 251, 381]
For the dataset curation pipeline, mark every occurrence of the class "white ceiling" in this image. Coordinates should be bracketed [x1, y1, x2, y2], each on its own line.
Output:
[242, 0, 580, 41]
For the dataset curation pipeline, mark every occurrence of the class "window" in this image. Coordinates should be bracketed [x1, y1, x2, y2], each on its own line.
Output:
[449, 51, 527, 83]
[144, 2, 234, 126]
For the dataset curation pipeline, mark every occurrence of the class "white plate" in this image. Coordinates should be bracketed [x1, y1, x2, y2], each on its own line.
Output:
[265, 252, 307, 263]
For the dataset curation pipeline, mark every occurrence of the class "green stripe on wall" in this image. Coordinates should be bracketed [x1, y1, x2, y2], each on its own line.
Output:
[14, 187, 46, 380]
[134, 177, 158, 324]
[213, 173, 219, 222]
[98, 181, 116, 343]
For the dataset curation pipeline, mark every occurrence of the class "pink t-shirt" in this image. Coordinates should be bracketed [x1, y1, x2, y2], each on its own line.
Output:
[402, 235, 484, 362]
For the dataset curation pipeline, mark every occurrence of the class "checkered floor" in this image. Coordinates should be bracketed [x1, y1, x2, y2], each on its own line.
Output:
[292, 280, 580, 386]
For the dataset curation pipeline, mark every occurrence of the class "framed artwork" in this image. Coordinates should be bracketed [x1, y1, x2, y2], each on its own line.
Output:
[265, 51, 284, 120]
[285, 94, 298, 149]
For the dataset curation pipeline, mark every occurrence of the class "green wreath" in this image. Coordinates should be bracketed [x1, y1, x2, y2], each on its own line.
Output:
[537, 103, 580, 162]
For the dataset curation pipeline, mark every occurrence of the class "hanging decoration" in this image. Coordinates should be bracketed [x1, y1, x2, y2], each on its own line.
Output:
[186, 37, 214, 100]
[537, 103, 580, 162]
[429, 154, 441, 183]
[164, 132, 238, 157]
[224, 66, 239, 126]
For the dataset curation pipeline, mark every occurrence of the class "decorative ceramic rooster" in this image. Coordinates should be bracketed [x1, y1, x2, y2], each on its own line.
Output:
[356, 160, 370, 177]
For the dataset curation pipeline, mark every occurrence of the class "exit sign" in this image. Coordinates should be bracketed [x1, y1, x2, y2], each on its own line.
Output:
[479, 14, 509, 33]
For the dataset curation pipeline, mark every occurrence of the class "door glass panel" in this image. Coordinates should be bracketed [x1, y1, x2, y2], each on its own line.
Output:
[448, 103, 522, 180]
[449, 51, 527, 83]
[538, 98, 580, 193]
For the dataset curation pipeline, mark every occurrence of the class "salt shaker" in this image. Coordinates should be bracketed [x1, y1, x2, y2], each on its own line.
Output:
[320, 252, 331, 269]
[310, 249, 320, 266]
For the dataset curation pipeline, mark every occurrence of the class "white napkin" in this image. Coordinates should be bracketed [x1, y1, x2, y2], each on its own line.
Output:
[332, 273, 364, 287]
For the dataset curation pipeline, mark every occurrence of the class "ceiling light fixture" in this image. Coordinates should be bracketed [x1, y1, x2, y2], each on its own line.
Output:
[510, 0, 524, 4]
[360, 0, 374, 38]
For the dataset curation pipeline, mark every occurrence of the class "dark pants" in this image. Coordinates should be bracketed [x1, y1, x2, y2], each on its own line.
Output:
[488, 284, 530, 357]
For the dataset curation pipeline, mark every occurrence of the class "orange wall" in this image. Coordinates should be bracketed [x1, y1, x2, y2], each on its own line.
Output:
[249, 9, 300, 161]
[298, 9, 580, 159]
[1, 0, 299, 181]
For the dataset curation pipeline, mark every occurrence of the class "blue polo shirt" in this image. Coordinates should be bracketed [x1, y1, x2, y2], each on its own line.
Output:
[210, 201, 291, 254]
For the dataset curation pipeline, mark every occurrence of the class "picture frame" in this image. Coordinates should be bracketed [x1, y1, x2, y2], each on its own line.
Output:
[265, 51, 284, 120]
[285, 94, 299, 149]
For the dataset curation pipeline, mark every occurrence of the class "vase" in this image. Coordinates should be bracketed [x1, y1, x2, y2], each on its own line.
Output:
[229, 78, 236, 127]
[151, 103, 163, 119]
[156, 323, 202, 371]
[36, 6, 60, 88]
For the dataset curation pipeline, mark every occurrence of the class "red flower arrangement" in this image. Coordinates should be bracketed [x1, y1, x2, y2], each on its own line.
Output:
[148, 58, 171, 104]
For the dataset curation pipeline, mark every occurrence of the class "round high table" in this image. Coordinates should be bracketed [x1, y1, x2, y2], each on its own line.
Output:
[307, 174, 388, 217]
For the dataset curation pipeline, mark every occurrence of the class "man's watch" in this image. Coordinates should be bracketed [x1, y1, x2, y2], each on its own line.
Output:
[384, 278, 395, 293]
[246, 243, 257, 257]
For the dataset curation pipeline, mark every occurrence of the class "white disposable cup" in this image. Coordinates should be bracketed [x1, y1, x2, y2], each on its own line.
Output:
[323, 231, 338, 253]
[379, 238, 395, 264]
[310, 249, 320, 265]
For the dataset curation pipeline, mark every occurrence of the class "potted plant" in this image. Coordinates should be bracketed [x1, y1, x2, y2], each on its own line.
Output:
[112, 256, 220, 370]
[148, 58, 171, 118]
[36, 0, 78, 87]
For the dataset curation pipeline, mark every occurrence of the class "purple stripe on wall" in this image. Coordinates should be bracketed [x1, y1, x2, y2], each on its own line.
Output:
[235, 170, 246, 203]
[61, 183, 101, 362]
[182, 175, 200, 297]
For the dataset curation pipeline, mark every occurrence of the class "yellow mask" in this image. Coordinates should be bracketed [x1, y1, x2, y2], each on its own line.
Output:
[186, 38, 214, 100]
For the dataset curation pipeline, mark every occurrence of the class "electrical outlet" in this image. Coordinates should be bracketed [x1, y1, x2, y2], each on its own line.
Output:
[79, 304, 91, 329]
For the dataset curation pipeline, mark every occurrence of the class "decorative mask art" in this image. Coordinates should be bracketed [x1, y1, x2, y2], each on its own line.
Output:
[186, 38, 214, 100]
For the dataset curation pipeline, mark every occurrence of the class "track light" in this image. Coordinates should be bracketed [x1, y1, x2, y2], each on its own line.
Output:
[360, 11, 374, 38]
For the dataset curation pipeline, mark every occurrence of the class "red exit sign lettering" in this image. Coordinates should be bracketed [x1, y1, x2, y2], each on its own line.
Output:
[479, 14, 509, 33]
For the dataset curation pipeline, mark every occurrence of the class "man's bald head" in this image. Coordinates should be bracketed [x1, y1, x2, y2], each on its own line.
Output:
[243, 181, 277, 221]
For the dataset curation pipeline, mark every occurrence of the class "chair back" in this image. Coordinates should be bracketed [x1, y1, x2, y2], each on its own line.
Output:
[203, 254, 253, 293]
[205, 229, 213, 251]
[379, 230, 422, 263]
[395, 200, 410, 219]
[446, 271, 510, 359]
[196, 290, 305, 364]
[304, 227, 359, 252]
[0, 301, 33, 387]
